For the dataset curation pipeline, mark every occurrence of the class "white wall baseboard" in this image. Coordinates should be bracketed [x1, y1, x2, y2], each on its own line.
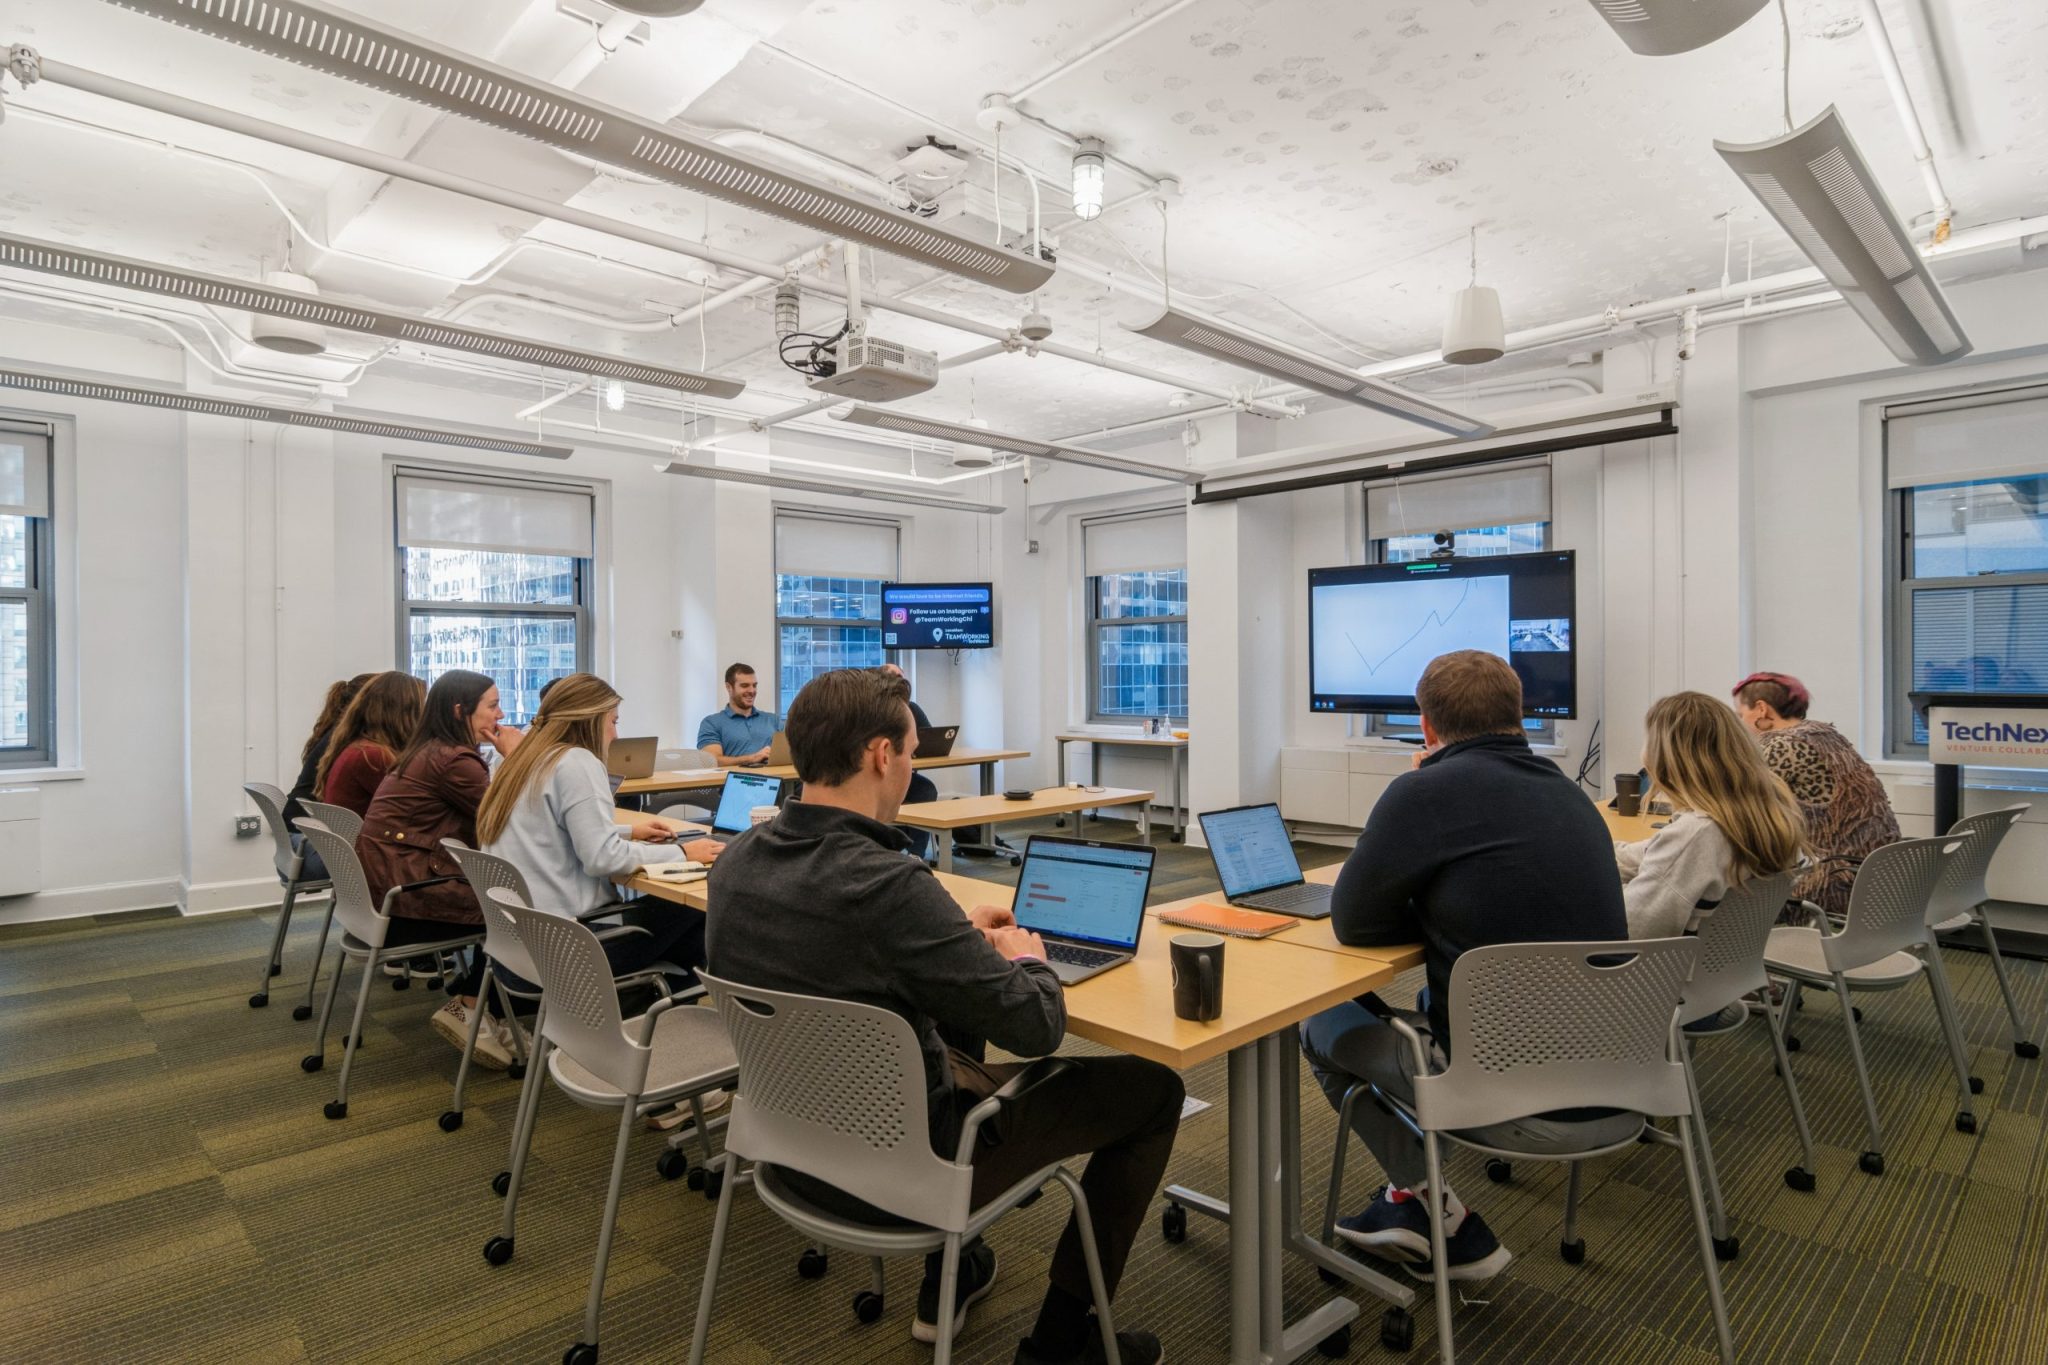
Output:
[179, 876, 290, 918]
[0, 876, 182, 926]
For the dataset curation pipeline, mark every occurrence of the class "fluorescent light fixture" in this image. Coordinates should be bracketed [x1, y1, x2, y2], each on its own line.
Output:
[0, 231, 747, 398]
[1071, 138, 1106, 221]
[1717, 106, 1971, 365]
[1587, 0, 1771, 55]
[1124, 306, 1491, 437]
[662, 460, 1004, 514]
[101, 0, 1054, 295]
[833, 405, 1199, 484]
[0, 362, 575, 458]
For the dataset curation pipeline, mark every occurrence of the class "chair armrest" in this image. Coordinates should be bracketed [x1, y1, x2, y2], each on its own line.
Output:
[575, 900, 628, 923]
[593, 925, 653, 945]
[1383, 1014, 1435, 1080]
[954, 1057, 1078, 1165]
[377, 874, 461, 915]
[635, 990, 686, 1048]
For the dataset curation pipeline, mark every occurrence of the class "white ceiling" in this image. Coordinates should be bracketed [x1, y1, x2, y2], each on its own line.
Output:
[2, 0, 2045, 458]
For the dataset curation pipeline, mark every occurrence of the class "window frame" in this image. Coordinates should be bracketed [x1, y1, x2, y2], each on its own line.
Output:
[0, 424, 55, 769]
[1082, 507, 1189, 724]
[391, 467, 594, 724]
[773, 508, 900, 704]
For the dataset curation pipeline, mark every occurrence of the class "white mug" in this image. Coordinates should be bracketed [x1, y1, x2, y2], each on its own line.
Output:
[749, 804, 778, 827]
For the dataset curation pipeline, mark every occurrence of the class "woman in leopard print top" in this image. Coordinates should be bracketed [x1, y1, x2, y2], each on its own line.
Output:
[1733, 672, 1900, 916]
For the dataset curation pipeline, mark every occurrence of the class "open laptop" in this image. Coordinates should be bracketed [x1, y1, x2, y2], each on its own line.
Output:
[1011, 836, 1156, 985]
[766, 731, 792, 766]
[916, 724, 960, 758]
[1198, 803, 1333, 918]
[606, 736, 658, 781]
[703, 770, 788, 842]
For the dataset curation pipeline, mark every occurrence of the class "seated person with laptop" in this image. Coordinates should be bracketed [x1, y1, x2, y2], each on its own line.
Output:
[697, 769, 789, 843]
[706, 667, 1181, 1365]
[696, 662, 782, 768]
[1298, 650, 1628, 1282]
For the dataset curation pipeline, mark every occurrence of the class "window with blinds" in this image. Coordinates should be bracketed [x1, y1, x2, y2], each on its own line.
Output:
[393, 469, 595, 724]
[1084, 508, 1188, 722]
[774, 510, 899, 703]
[1888, 387, 2048, 751]
[0, 422, 54, 767]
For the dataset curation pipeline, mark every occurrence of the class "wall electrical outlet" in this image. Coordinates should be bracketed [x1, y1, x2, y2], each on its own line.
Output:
[234, 815, 262, 838]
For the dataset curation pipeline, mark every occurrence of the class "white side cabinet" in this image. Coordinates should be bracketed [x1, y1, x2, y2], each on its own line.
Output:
[0, 786, 42, 897]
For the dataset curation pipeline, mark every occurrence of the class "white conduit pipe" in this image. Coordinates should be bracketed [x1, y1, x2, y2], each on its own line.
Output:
[1010, 0, 1203, 102]
[940, 342, 1012, 370]
[439, 291, 683, 332]
[514, 380, 592, 422]
[1857, 0, 1954, 241]
[25, 58, 1280, 415]
[749, 396, 842, 430]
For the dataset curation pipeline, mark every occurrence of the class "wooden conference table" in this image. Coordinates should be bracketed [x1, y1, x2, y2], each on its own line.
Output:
[615, 806, 1416, 1363]
[615, 746, 1029, 800]
[897, 786, 1155, 873]
[1054, 732, 1191, 842]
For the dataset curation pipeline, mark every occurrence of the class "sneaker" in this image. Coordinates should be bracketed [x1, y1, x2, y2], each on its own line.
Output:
[646, 1087, 731, 1132]
[912, 1242, 998, 1344]
[1013, 1324, 1164, 1365]
[429, 1000, 472, 1051]
[471, 1014, 515, 1071]
[1334, 1184, 1511, 1281]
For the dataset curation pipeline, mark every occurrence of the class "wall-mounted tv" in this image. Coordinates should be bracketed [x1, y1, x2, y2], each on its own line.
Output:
[882, 582, 995, 650]
[1307, 551, 1577, 717]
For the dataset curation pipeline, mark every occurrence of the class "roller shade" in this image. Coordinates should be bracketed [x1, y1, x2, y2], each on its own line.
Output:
[1887, 389, 2048, 490]
[397, 474, 592, 558]
[0, 432, 50, 519]
[1365, 462, 1549, 538]
[1083, 509, 1185, 577]
[775, 512, 898, 580]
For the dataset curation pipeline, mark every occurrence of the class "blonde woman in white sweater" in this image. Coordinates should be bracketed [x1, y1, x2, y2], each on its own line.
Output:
[1616, 692, 1807, 939]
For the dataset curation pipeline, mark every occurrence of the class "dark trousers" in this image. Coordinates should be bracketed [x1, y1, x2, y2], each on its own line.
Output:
[492, 902, 707, 1005]
[946, 1048, 1184, 1303]
[383, 914, 486, 997]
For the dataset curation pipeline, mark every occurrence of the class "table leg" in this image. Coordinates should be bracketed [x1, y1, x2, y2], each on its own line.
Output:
[937, 829, 954, 874]
[980, 760, 996, 798]
[1172, 746, 1186, 842]
[1139, 802, 1152, 844]
[1228, 1043, 1261, 1364]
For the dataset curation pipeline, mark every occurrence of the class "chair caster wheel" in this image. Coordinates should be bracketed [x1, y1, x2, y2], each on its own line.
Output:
[392, 976, 409, 991]
[686, 1165, 708, 1191]
[291, 1005, 312, 1021]
[300, 1055, 323, 1073]
[2017, 1041, 2041, 1060]
[1485, 1158, 1513, 1184]
[483, 1236, 514, 1266]
[563, 1343, 597, 1365]
[1784, 1035, 1801, 1052]
[1969, 1076, 1984, 1095]
[1713, 1235, 1740, 1262]
[1785, 1167, 1817, 1193]
[1956, 1112, 1978, 1135]
[491, 1171, 511, 1198]
[1161, 1203, 1187, 1244]
[1560, 1238, 1586, 1265]
[1316, 1324, 1352, 1358]
[852, 1290, 885, 1324]
[703, 1169, 724, 1202]
[796, 1248, 829, 1280]
[249, 992, 269, 1008]
[323, 1100, 347, 1120]
[1318, 1266, 1344, 1287]
[508, 1062, 525, 1080]
[1859, 1151, 1885, 1176]
[1170, 832, 1184, 844]
[656, 1149, 688, 1181]
[438, 1110, 463, 1133]
[1852, 1006, 1862, 1021]
[1381, 1307, 1413, 1352]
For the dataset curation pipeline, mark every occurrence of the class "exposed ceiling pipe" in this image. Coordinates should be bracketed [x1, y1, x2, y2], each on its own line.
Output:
[1856, 0, 1954, 241]
[1008, 0, 1202, 102]
[940, 341, 1012, 370]
[749, 395, 843, 431]
[439, 290, 681, 333]
[704, 128, 914, 211]
[514, 379, 592, 421]
[16, 55, 1286, 419]
[1423, 376, 1601, 399]
[552, 8, 640, 89]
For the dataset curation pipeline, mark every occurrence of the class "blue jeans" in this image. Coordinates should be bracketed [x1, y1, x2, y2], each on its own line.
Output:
[290, 832, 329, 883]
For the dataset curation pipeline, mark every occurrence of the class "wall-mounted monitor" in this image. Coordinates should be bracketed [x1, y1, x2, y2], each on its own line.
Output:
[882, 582, 995, 650]
[1307, 551, 1577, 718]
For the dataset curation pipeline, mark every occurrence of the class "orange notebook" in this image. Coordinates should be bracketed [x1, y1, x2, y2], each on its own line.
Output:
[1155, 902, 1298, 939]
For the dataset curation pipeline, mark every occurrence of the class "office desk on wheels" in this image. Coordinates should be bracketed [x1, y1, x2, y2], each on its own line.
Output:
[1055, 732, 1190, 842]
[896, 786, 1154, 872]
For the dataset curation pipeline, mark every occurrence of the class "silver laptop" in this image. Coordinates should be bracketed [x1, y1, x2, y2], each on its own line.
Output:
[1011, 836, 1156, 985]
[1198, 803, 1333, 918]
[606, 736, 658, 780]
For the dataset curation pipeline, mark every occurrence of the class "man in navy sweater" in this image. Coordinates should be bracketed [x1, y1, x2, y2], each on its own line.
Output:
[1300, 650, 1628, 1281]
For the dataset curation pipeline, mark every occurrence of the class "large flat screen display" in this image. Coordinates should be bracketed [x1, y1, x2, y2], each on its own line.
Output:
[1307, 551, 1577, 717]
[882, 582, 995, 650]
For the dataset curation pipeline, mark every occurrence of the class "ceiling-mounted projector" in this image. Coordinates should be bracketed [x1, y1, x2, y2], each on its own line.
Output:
[805, 334, 939, 403]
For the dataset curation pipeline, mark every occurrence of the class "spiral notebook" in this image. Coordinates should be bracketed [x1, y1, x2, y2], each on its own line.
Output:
[1155, 901, 1297, 939]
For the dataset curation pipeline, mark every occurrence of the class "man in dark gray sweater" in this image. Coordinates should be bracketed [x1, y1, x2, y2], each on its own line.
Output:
[1299, 651, 1629, 1283]
[707, 668, 1180, 1365]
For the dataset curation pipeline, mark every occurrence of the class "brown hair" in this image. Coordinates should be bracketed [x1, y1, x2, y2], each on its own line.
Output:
[301, 673, 375, 764]
[785, 667, 912, 786]
[724, 662, 756, 687]
[1732, 671, 1810, 721]
[476, 672, 618, 846]
[315, 671, 426, 797]
[1415, 650, 1524, 744]
[1644, 691, 1808, 884]
[394, 669, 495, 775]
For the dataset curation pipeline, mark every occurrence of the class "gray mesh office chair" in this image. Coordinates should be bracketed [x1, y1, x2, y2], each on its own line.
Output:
[1927, 806, 2036, 1058]
[689, 973, 1124, 1365]
[289, 799, 368, 1016]
[1764, 836, 1972, 1177]
[1323, 937, 1731, 1365]
[292, 820, 484, 1121]
[242, 782, 332, 1012]
[492, 895, 738, 1365]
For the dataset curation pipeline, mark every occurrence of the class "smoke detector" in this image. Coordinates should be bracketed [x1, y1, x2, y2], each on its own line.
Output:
[250, 271, 326, 355]
[1018, 310, 1053, 342]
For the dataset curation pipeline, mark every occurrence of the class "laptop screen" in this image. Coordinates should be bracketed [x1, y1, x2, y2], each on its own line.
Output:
[1013, 839, 1154, 951]
[712, 771, 783, 833]
[1200, 804, 1304, 898]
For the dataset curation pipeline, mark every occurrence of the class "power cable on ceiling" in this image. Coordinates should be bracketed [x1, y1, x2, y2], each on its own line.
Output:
[1779, 0, 1794, 133]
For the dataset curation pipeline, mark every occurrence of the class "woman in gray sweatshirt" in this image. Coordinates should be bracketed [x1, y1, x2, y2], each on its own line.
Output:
[1616, 692, 1808, 939]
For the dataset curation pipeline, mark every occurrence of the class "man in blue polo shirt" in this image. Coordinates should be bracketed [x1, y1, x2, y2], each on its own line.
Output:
[697, 662, 783, 767]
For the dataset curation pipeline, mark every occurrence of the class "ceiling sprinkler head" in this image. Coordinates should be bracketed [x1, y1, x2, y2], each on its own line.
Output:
[1018, 310, 1053, 342]
[1166, 391, 1198, 410]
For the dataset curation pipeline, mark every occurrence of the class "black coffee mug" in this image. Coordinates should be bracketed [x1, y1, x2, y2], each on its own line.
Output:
[1170, 933, 1226, 1022]
[1614, 771, 1642, 818]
